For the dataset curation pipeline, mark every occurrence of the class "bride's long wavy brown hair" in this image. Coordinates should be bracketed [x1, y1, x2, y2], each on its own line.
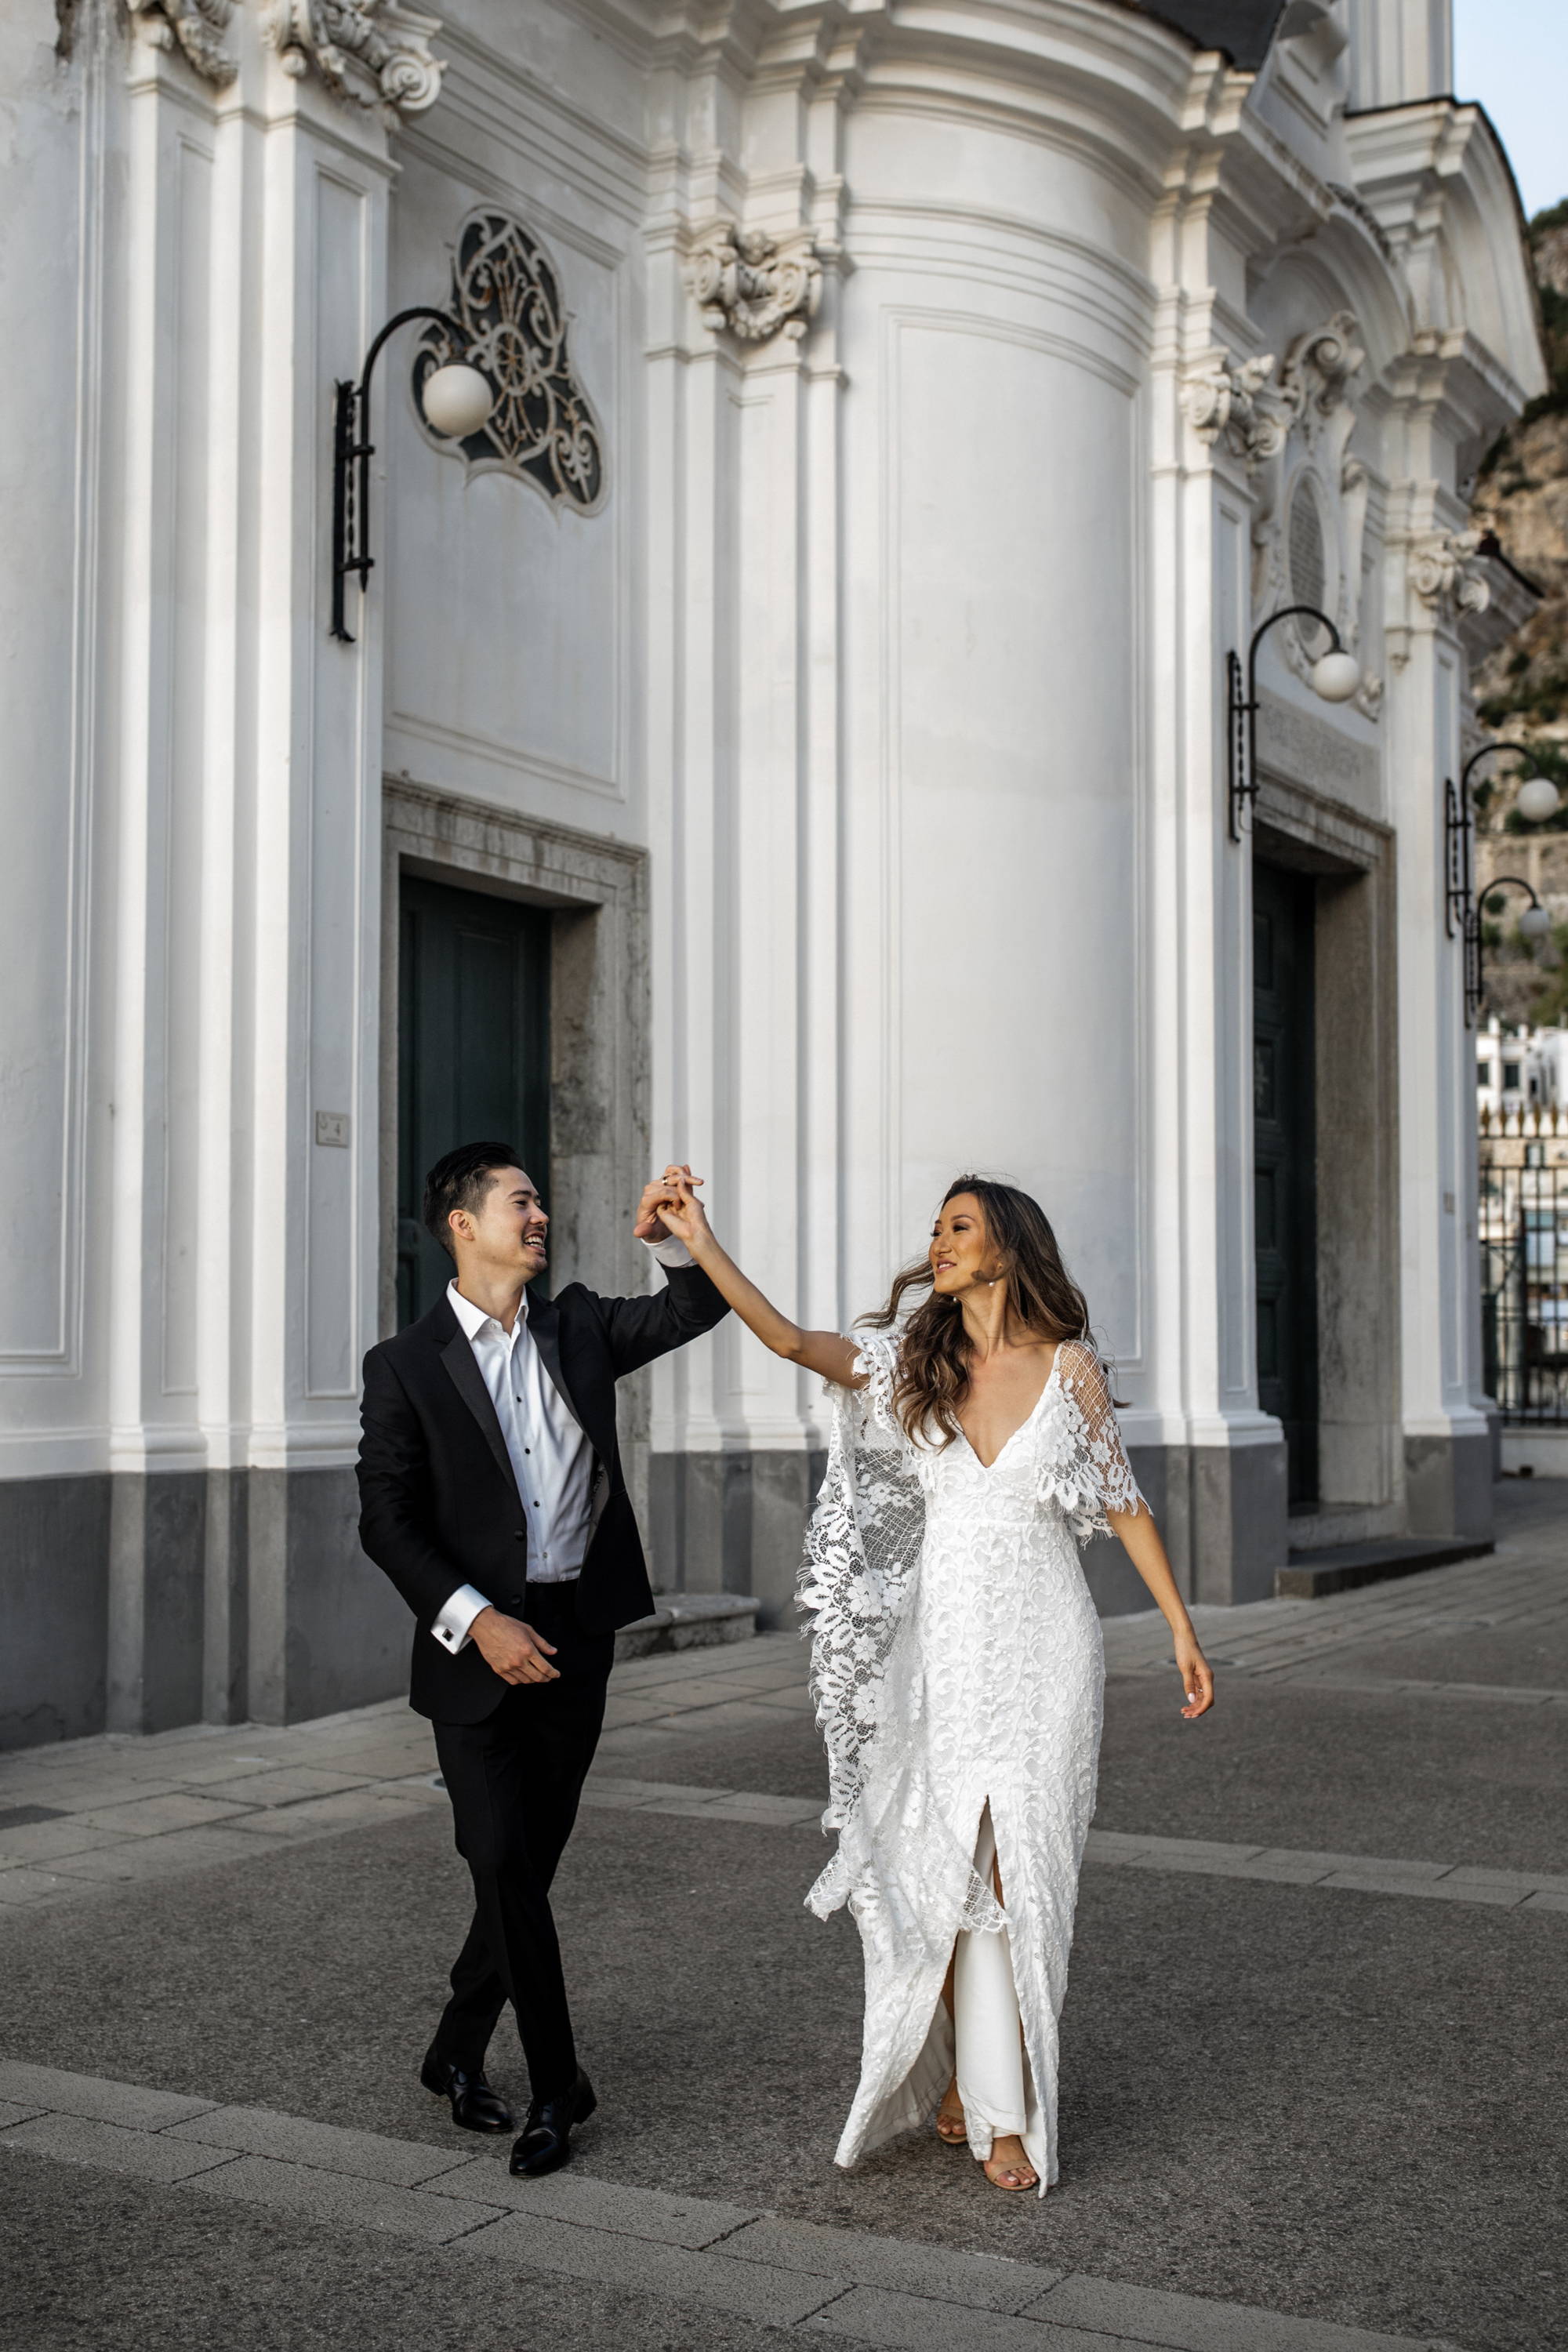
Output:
[862, 1175, 1094, 1446]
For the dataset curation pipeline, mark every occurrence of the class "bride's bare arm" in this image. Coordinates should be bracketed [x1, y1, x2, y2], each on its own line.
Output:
[648, 1177, 866, 1390]
[1107, 1504, 1214, 1720]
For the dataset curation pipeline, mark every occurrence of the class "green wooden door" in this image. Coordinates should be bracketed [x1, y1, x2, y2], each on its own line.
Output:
[397, 875, 552, 1327]
[1253, 860, 1319, 1508]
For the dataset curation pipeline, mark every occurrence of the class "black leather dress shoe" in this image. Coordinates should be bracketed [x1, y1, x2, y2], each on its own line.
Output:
[509, 2069, 597, 2176]
[420, 2047, 514, 2134]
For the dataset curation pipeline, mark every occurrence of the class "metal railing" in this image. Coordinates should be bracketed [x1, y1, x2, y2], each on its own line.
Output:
[1479, 1105, 1568, 1425]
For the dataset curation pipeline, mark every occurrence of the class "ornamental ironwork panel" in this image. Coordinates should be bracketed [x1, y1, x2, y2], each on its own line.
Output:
[414, 213, 605, 512]
[1479, 1122, 1568, 1425]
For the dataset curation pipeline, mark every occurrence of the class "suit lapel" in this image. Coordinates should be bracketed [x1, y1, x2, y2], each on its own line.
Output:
[524, 1293, 599, 1448]
[433, 1305, 523, 1506]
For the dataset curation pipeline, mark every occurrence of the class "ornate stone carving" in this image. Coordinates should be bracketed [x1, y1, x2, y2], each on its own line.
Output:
[263, 0, 444, 122]
[1276, 311, 1364, 461]
[1408, 529, 1492, 621]
[684, 225, 823, 345]
[415, 212, 605, 513]
[128, 0, 237, 82]
[1180, 350, 1290, 466]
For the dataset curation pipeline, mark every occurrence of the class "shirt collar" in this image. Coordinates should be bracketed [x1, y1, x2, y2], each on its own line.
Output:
[448, 1278, 528, 1344]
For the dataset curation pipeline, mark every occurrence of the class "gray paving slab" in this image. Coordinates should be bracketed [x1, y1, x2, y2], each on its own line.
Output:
[1025, 2274, 1460, 2350]
[0, 1817, 127, 1863]
[0, 2099, 44, 2127]
[429, 2154, 757, 2245]
[457, 2209, 842, 2323]
[0, 1867, 78, 1904]
[1318, 1871, 1525, 1905]
[190, 2151, 503, 2241]
[802, 2282, 1123, 2350]
[45, 1826, 263, 1881]
[165, 2102, 477, 2183]
[71, 1792, 254, 1836]
[720, 2213, 1056, 2310]
[0, 2152, 801, 2352]
[0, 2059, 216, 2127]
[0, 2110, 241, 2183]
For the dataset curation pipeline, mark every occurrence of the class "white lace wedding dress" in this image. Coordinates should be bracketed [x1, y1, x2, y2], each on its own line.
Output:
[799, 1332, 1142, 2194]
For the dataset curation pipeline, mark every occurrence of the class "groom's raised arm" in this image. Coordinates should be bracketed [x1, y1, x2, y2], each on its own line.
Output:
[593, 1236, 730, 1378]
[357, 1347, 470, 1624]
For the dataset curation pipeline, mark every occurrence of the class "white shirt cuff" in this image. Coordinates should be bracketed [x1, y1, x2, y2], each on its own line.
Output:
[641, 1232, 695, 1269]
[431, 1584, 492, 1654]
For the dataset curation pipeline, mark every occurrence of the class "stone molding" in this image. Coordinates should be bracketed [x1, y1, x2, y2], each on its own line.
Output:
[263, 0, 444, 122]
[127, 0, 238, 83]
[1406, 528, 1492, 622]
[684, 224, 824, 346]
[1179, 350, 1288, 467]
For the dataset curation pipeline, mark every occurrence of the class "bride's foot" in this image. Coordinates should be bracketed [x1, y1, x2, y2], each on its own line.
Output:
[935, 2079, 967, 2147]
[981, 2134, 1038, 2193]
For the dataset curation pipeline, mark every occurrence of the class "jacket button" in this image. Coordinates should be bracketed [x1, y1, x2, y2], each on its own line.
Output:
[513, 1530, 525, 1543]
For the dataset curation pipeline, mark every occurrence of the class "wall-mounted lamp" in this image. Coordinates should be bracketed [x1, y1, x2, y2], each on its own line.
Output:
[1444, 742, 1561, 1025]
[331, 308, 497, 644]
[1226, 604, 1361, 840]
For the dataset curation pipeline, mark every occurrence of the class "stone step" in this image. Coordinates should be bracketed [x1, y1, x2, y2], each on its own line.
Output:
[614, 1592, 760, 1661]
[1276, 1536, 1494, 1601]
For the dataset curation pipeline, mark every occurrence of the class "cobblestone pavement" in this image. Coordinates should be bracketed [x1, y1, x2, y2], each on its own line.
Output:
[0, 1479, 1563, 2350]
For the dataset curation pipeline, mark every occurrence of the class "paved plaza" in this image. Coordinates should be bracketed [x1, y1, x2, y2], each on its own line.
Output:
[1, 1479, 1564, 2350]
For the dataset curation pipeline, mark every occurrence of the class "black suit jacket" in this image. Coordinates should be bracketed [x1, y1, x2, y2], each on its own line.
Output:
[356, 1263, 728, 1722]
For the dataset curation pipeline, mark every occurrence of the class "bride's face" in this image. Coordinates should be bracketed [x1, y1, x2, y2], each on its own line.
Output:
[929, 1193, 994, 1296]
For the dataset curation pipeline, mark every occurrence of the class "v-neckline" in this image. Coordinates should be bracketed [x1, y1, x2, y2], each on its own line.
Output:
[955, 1345, 1062, 1473]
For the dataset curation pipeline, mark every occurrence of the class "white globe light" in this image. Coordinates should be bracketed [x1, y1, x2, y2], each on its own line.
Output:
[421, 362, 495, 438]
[1310, 648, 1362, 703]
[1515, 775, 1562, 825]
[1519, 904, 1552, 942]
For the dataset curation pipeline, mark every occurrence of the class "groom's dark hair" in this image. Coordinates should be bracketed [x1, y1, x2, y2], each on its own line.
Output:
[423, 1142, 525, 1260]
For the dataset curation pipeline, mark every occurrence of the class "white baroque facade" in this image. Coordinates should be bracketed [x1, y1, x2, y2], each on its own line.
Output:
[0, 0, 1545, 1742]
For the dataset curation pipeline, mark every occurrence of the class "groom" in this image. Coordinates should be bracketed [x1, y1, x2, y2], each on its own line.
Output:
[356, 1143, 724, 2175]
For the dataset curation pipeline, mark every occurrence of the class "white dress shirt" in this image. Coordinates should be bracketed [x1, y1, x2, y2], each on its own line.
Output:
[432, 1235, 695, 1654]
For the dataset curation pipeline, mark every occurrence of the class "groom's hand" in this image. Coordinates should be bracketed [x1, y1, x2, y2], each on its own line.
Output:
[470, 1608, 560, 1685]
[633, 1163, 702, 1241]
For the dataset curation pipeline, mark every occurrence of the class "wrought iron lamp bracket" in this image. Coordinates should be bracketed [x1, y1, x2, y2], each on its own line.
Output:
[1226, 604, 1346, 841]
[1443, 744, 1555, 1027]
[331, 305, 472, 645]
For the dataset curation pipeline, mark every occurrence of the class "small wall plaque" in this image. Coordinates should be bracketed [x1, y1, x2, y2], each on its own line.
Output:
[315, 1110, 350, 1149]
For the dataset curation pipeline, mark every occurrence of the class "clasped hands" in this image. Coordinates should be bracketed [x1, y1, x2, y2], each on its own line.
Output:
[633, 1163, 707, 1250]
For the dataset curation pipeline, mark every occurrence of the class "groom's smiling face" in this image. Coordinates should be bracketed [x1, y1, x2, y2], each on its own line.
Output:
[457, 1166, 550, 1281]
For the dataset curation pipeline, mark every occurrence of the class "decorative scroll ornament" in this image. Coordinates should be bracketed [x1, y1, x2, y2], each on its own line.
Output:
[128, 0, 237, 82]
[1243, 310, 1381, 715]
[414, 212, 605, 513]
[264, 0, 444, 121]
[1408, 529, 1492, 622]
[1179, 351, 1290, 467]
[684, 225, 823, 345]
[1276, 311, 1364, 461]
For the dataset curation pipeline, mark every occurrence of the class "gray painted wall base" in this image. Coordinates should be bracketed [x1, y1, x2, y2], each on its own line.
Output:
[0, 1467, 409, 1753]
[648, 1450, 826, 1627]
[0, 1475, 110, 1750]
[1404, 1428, 1495, 1543]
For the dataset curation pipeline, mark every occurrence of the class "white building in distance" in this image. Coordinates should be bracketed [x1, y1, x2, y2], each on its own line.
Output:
[1476, 1019, 1568, 1116]
[0, 0, 1546, 1744]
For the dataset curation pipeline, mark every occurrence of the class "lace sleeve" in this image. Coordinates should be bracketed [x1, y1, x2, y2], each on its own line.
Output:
[797, 1328, 926, 1919]
[1043, 1338, 1144, 1540]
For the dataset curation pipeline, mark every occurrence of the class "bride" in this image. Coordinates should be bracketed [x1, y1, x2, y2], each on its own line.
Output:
[648, 1169, 1214, 2196]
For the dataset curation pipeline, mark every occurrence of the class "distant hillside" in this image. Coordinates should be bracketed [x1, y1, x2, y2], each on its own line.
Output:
[1470, 201, 1568, 1025]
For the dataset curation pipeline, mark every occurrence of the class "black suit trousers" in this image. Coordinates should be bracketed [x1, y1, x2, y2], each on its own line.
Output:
[430, 1583, 613, 2100]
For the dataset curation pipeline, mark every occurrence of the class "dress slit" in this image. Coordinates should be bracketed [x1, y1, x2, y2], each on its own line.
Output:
[953, 1802, 1029, 2157]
